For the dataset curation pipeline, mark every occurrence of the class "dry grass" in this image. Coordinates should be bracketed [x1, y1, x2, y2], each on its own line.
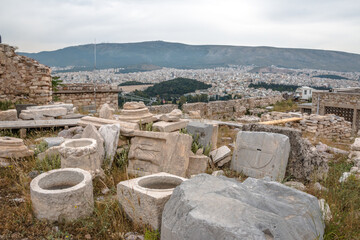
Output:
[305, 155, 360, 240]
[0, 129, 158, 240]
[272, 99, 298, 112]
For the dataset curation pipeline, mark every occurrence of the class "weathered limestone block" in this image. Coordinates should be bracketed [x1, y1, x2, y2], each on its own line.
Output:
[99, 124, 120, 167]
[153, 120, 189, 132]
[231, 131, 290, 181]
[210, 146, 231, 163]
[186, 122, 214, 148]
[20, 107, 67, 120]
[59, 138, 102, 173]
[43, 137, 65, 148]
[118, 101, 156, 123]
[186, 154, 209, 177]
[0, 109, 17, 121]
[81, 124, 105, 162]
[161, 174, 324, 240]
[128, 131, 192, 177]
[27, 104, 73, 113]
[30, 168, 94, 222]
[351, 138, 360, 151]
[78, 116, 139, 133]
[117, 172, 186, 230]
[123, 101, 146, 110]
[99, 103, 115, 119]
[0, 137, 34, 159]
[160, 109, 182, 122]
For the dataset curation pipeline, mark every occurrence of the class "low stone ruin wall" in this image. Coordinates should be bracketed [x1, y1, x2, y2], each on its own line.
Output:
[0, 44, 52, 104]
[182, 95, 283, 120]
[53, 84, 120, 111]
[242, 124, 328, 182]
[261, 112, 353, 143]
[148, 104, 178, 114]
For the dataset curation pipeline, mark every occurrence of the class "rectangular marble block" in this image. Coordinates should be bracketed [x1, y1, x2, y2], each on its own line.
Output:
[153, 120, 189, 132]
[231, 131, 290, 181]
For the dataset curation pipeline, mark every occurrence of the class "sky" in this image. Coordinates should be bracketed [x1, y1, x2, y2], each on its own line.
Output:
[1, 0, 360, 54]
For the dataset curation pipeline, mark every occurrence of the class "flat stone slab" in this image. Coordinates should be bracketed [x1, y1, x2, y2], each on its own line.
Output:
[78, 116, 139, 131]
[128, 131, 192, 177]
[161, 174, 324, 240]
[153, 120, 189, 132]
[0, 119, 79, 130]
[231, 131, 290, 181]
[27, 104, 74, 112]
[20, 107, 68, 120]
[117, 172, 187, 230]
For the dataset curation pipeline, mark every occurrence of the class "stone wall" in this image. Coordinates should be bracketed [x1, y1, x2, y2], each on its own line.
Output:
[242, 124, 328, 182]
[182, 95, 283, 120]
[148, 104, 178, 114]
[53, 84, 120, 111]
[0, 44, 52, 104]
[312, 91, 360, 131]
[261, 111, 353, 143]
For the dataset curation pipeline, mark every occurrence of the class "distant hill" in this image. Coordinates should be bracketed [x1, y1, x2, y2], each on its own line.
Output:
[18, 41, 360, 72]
[133, 77, 212, 100]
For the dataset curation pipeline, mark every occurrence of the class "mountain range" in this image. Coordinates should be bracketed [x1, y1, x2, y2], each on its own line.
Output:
[18, 41, 360, 72]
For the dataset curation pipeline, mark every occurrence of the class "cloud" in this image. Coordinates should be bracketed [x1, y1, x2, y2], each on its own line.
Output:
[0, 0, 359, 54]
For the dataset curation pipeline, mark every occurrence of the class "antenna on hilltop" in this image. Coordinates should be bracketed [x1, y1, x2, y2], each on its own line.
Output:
[93, 38, 97, 112]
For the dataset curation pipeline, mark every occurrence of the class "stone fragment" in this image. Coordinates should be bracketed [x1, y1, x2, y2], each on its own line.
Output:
[188, 110, 201, 119]
[117, 101, 156, 123]
[125, 232, 144, 240]
[318, 199, 332, 221]
[186, 154, 209, 177]
[37, 146, 60, 161]
[82, 124, 105, 162]
[30, 168, 94, 222]
[19, 107, 67, 120]
[59, 138, 102, 173]
[0, 137, 34, 159]
[72, 134, 82, 139]
[117, 172, 186, 230]
[216, 155, 231, 167]
[128, 131, 192, 177]
[231, 131, 290, 181]
[0, 157, 10, 167]
[99, 124, 120, 167]
[123, 101, 146, 110]
[210, 124, 218, 150]
[160, 109, 182, 122]
[152, 120, 189, 132]
[351, 138, 360, 151]
[339, 172, 352, 183]
[44, 137, 65, 148]
[210, 146, 231, 163]
[0, 109, 17, 121]
[27, 104, 73, 113]
[78, 116, 139, 132]
[186, 122, 214, 148]
[283, 181, 306, 191]
[314, 182, 328, 192]
[99, 103, 115, 120]
[350, 166, 359, 173]
[162, 175, 324, 240]
[211, 170, 225, 176]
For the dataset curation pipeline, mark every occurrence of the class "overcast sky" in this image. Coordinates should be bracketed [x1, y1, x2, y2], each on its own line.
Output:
[1, 0, 360, 54]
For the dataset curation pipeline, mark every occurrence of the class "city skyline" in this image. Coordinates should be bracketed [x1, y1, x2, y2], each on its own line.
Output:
[1, 0, 360, 54]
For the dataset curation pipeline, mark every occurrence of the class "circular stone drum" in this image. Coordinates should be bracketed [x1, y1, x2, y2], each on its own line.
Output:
[59, 138, 101, 172]
[30, 168, 94, 221]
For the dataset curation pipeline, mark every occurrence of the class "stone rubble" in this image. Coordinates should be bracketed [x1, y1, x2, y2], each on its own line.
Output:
[99, 103, 115, 120]
[81, 124, 105, 162]
[161, 174, 324, 240]
[99, 124, 120, 167]
[0, 109, 17, 121]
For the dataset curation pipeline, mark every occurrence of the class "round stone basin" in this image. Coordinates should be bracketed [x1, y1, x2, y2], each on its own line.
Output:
[30, 168, 94, 221]
[138, 175, 184, 191]
[64, 139, 94, 148]
[38, 170, 84, 191]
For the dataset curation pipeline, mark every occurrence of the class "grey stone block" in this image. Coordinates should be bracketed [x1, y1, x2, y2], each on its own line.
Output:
[186, 122, 213, 148]
[44, 137, 65, 148]
[231, 131, 290, 181]
[161, 174, 324, 240]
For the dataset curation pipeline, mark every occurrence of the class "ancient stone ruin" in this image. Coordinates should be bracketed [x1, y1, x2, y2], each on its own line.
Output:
[0, 44, 52, 104]
[30, 168, 94, 222]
